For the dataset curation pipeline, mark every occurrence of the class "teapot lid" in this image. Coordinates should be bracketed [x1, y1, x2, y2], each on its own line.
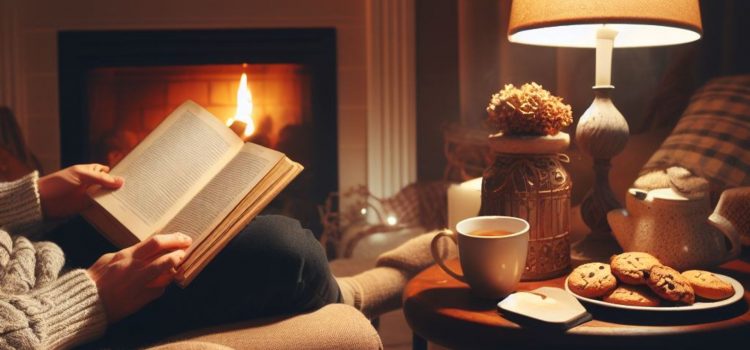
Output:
[629, 188, 694, 202]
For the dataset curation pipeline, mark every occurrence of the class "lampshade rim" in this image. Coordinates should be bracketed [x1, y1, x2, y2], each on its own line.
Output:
[508, 17, 703, 39]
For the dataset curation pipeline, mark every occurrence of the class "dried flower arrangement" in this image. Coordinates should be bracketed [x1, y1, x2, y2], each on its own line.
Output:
[486, 82, 572, 136]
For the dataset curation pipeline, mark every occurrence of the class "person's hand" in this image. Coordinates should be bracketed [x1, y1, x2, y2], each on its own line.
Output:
[38, 163, 124, 219]
[87, 232, 192, 323]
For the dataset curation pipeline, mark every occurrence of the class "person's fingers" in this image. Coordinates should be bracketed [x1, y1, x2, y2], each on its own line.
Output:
[141, 249, 186, 285]
[75, 164, 124, 189]
[131, 233, 192, 260]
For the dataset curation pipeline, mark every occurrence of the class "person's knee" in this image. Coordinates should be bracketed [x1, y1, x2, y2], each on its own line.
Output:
[240, 215, 338, 309]
[241, 215, 319, 259]
[193, 215, 339, 317]
[224, 215, 327, 280]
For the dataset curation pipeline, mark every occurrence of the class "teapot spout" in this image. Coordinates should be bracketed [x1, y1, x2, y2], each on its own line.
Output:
[607, 188, 647, 251]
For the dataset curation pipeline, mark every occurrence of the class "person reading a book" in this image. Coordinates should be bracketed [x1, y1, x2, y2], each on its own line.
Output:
[0, 163, 349, 348]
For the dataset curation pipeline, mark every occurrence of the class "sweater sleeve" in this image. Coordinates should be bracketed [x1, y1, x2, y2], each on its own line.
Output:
[0, 172, 43, 231]
[0, 227, 108, 350]
[0, 175, 108, 349]
[0, 269, 108, 350]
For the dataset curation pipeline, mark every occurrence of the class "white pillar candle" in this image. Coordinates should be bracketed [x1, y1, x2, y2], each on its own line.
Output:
[447, 177, 483, 231]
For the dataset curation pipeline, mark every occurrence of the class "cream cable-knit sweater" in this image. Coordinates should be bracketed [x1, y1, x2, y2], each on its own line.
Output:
[0, 172, 107, 349]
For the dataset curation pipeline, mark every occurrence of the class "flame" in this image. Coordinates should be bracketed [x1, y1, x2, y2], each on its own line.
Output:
[226, 72, 255, 137]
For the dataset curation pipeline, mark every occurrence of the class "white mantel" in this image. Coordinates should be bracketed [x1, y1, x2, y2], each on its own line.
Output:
[0, 0, 416, 198]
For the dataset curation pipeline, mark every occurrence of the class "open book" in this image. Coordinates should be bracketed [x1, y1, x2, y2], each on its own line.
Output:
[83, 100, 303, 287]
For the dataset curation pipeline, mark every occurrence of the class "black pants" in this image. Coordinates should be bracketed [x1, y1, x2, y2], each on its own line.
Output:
[50, 215, 341, 348]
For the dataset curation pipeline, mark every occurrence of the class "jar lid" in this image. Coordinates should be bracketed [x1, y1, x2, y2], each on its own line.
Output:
[488, 132, 570, 154]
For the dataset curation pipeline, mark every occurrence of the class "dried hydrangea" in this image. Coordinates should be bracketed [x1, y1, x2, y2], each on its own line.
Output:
[486, 82, 572, 135]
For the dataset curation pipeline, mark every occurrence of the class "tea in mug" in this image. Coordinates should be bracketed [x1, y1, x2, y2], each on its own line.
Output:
[469, 229, 513, 237]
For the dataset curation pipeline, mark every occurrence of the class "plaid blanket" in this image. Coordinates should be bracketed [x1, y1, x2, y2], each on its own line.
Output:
[641, 75, 750, 187]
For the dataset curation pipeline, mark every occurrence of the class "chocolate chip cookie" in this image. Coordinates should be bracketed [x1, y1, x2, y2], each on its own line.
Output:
[567, 263, 617, 298]
[681, 270, 735, 300]
[610, 252, 662, 285]
[603, 285, 661, 307]
[647, 265, 695, 304]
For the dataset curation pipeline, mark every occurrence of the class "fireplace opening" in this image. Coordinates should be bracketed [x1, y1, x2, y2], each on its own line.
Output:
[87, 64, 312, 166]
[59, 29, 337, 236]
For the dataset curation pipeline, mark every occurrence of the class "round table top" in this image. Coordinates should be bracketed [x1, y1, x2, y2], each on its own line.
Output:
[403, 257, 750, 349]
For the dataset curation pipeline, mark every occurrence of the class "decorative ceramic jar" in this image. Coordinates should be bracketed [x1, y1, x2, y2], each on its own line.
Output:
[479, 132, 571, 280]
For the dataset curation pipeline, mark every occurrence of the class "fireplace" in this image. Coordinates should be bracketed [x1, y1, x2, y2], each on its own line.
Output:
[58, 29, 337, 235]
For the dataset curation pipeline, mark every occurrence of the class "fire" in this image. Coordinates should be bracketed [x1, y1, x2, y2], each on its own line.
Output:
[226, 72, 255, 137]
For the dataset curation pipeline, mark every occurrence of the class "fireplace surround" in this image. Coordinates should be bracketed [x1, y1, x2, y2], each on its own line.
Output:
[59, 28, 336, 196]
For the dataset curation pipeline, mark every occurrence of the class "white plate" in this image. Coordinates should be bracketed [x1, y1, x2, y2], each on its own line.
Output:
[564, 273, 744, 312]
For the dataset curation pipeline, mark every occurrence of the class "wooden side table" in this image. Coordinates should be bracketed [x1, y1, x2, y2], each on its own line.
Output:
[403, 257, 750, 349]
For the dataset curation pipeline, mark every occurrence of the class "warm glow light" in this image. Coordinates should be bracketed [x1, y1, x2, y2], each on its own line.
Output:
[509, 23, 701, 48]
[225, 72, 256, 137]
[386, 215, 398, 226]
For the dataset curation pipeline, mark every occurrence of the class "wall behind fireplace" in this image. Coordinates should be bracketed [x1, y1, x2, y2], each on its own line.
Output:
[0, 0, 371, 193]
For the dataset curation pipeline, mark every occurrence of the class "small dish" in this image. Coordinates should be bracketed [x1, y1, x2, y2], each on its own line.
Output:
[564, 273, 744, 312]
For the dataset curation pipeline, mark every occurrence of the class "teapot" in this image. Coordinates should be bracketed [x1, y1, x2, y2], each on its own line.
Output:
[607, 187, 741, 271]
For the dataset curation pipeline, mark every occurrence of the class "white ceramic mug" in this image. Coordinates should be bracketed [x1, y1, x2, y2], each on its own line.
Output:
[431, 216, 529, 299]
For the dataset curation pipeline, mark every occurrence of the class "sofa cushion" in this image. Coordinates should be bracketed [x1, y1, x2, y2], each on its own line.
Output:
[147, 304, 382, 350]
[640, 75, 750, 188]
[146, 341, 234, 350]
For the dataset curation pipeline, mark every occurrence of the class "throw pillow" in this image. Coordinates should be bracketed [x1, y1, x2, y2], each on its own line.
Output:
[639, 75, 750, 188]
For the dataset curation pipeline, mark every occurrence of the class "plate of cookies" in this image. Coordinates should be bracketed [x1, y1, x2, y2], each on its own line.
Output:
[565, 252, 744, 311]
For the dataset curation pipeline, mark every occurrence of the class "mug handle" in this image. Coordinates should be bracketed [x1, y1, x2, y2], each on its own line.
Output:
[431, 229, 465, 282]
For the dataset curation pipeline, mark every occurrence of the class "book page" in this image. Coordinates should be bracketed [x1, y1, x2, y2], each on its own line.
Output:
[90, 101, 243, 241]
[160, 142, 284, 241]
[177, 158, 303, 286]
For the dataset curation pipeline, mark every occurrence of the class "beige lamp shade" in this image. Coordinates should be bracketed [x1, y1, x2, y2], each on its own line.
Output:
[509, 0, 702, 48]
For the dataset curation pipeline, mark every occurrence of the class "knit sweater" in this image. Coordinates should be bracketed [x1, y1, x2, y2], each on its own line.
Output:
[0, 172, 107, 349]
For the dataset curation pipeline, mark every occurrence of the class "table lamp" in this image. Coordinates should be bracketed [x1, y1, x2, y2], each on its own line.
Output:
[508, 0, 702, 261]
